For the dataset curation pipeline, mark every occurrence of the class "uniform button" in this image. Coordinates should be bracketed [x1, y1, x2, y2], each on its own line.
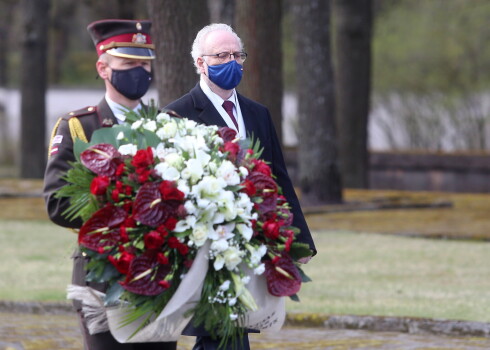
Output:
[88, 107, 94, 112]
[69, 112, 75, 116]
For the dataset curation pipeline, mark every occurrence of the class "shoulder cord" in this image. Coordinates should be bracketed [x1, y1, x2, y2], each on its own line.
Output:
[47, 117, 89, 159]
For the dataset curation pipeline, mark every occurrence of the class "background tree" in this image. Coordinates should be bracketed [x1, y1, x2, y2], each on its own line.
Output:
[235, 0, 284, 144]
[208, 0, 235, 25]
[333, 0, 372, 188]
[291, 0, 342, 204]
[148, 0, 210, 107]
[20, 0, 50, 178]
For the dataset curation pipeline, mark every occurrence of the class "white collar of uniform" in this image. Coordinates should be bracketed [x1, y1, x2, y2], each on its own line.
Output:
[199, 78, 245, 138]
[105, 94, 142, 124]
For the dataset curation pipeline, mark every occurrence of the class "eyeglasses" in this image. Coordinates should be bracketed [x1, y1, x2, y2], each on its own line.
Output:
[202, 51, 248, 63]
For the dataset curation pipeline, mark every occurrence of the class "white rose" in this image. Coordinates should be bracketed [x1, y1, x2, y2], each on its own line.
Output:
[143, 120, 157, 132]
[118, 143, 137, 156]
[174, 215, 197, 232]
[154, 163, 180, 181]
[157, 120, 178, 139]
[216, 160, 240, 186]
[190, 223, 209, 247]
[156, 112, 171, 122]
[224, 247, 243, 271]
[165, 152, 184, 170]
[182, 158, 204, 184]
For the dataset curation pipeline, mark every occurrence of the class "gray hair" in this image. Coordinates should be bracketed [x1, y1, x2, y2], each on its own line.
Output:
[191, 23, 244, 74]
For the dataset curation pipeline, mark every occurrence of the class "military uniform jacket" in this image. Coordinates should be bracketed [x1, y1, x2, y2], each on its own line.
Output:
[43, 98, 118, 228]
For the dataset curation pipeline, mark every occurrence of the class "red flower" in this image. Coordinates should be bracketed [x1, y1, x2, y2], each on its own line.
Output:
[90, 176, 110, 195]
[144, 230, 165, 250]
[263, 219, 281, 240]
[158, 280, 171, 289]
[131, 147, 154, 169]
[163, 217, 178, 231]
[81, 143, 121, 177]
[265, 255, 302, 297]
[109, 251, 135, 274]
[159, 181, 185, 202]
[217, 126, 237, 143]
[157, 252, 169, 265]
[240, 179, 256, 197]
[252, 159, 272, 177]
[121, 255, 171, 296]
[223, 141, 240, 160]
[111, 188, 120, 202]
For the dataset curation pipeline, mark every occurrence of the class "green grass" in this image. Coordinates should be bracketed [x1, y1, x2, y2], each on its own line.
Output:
[287, 230, 490, 322]
[0, 220, 76, 300]
[1, 219, 490, 323]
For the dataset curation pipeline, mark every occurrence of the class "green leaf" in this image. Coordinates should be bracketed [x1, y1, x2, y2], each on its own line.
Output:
[104, 283, 125, 307]
[288, 242, 313, 260]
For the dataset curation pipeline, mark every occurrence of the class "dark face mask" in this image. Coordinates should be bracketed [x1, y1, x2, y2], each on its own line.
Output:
[110, 66, 152, 100]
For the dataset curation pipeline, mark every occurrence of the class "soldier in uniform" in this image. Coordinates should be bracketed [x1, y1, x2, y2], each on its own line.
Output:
[43, 19, 178, 350]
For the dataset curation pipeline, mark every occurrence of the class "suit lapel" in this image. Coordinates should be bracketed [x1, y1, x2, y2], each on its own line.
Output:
[190, 84, 228, 128]
[238, 93, 261, 137]
[97, 98, 118, 127]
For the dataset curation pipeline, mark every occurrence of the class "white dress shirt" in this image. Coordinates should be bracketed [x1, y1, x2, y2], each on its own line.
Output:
[105, 94, 142, 124]
[199, 78, 246, 139]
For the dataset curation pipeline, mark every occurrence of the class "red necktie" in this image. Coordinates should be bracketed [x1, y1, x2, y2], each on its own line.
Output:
[222, 101, 239, 130]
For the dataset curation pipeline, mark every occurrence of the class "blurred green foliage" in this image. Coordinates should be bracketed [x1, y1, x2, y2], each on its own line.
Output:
[373, 0, 490, 95]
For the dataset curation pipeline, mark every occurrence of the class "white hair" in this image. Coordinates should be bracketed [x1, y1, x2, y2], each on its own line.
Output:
[191, 23, 244, 74]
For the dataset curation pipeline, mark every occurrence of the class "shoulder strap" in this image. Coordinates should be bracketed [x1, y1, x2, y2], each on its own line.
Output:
[68, 117, 89, 143]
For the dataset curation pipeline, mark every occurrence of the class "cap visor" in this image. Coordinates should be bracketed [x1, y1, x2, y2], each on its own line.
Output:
[106, 47, 155, 59]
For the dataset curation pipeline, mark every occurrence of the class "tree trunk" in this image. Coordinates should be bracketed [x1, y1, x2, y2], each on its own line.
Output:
[20, 0, 50, 178]
[49, 0, 78, 84]
[235, 0, 283, 145]
[333, 0, 372, 188]
[291, 0, 343, 204]
[148, 0, 210, 107]
[0, 0, 18, 87]
[208, 0, 235, 25]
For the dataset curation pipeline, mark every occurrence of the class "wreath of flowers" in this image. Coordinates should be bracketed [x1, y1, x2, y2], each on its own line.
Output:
[57, 104, 311, 347]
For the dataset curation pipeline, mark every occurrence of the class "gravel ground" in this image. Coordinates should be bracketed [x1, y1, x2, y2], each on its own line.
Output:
[2, 311, 490, 350]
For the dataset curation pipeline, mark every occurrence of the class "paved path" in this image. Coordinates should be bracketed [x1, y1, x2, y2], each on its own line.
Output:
[2, 312, 490, 350]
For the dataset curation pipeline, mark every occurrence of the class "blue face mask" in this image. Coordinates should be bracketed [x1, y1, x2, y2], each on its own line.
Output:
[207, 60, 243, 90]
[110, 66, 152, 100]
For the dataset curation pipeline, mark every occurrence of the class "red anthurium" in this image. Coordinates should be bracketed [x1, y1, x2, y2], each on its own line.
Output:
[90, 176, 110, 195]
[217, 127, 237, 143]
[78, 205, 127, 250]
[264, 255, 302, 297]
[81, 143, 121, 177]
[133, 183, 180, 227]
[120, 255, 171, 295]
[240, 179, 256, 197]
[247, 172, 278, 214]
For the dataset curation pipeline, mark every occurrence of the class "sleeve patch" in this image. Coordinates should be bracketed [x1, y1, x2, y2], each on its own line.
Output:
[50, 146, 59, 156]
[52, 135, 63, 145]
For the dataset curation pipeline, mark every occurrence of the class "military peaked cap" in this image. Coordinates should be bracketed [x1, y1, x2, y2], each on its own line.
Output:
[87, 19, 155, 59]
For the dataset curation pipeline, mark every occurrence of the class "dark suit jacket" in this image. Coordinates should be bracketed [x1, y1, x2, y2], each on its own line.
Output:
[165, 83, 316, 253]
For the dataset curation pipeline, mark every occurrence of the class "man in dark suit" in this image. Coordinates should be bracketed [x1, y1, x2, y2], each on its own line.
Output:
[165, 23, 316, 350]
[43, 19, 177, 350]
